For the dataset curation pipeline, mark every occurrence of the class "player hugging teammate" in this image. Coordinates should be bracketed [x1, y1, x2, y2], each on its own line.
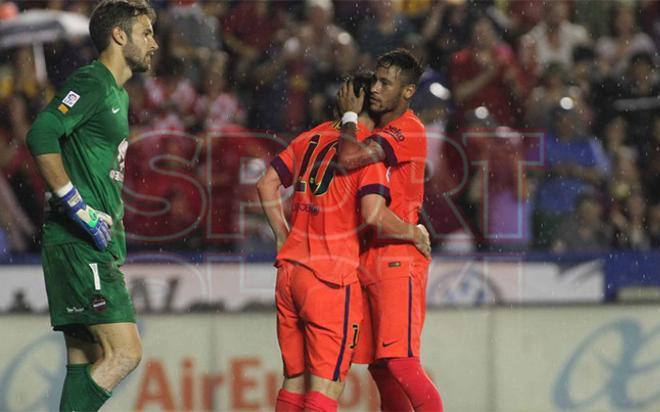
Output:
[259, 49, 442, 412]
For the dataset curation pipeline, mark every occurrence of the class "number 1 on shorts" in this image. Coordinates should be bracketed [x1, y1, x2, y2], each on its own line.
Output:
[89, 263, 101, 291]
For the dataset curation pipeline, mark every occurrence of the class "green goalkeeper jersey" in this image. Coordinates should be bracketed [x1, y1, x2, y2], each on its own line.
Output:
[27, 60, 130, 264]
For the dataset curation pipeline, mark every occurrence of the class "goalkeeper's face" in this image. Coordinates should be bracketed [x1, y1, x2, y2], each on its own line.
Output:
[124, 14, 158, 73]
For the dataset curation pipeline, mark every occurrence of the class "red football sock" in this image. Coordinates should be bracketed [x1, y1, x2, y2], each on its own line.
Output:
[386, 358, 443, 412]
[276, 388, 305, 412]
[368, 363, 413, 411]
[304, 391, 338, 412]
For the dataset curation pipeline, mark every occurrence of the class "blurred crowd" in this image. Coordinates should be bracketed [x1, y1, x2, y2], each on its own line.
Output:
[0, 0, 659, 256]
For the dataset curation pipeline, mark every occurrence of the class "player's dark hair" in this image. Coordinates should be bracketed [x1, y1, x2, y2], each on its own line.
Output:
[352, 70, 375, 113]
[89, 0, 156, 53]
[376, 48, 423, 87]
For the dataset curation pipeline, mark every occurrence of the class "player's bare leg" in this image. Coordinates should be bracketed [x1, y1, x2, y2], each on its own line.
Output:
[276, 375, 306, 411]
[282, 374, 305, 393]
[88, 322, 142, 391]
[309, 375, 344, 399]
[301, 375, 345, 411]
[59, 324, 139, 412]
[65, 335, 103, 365]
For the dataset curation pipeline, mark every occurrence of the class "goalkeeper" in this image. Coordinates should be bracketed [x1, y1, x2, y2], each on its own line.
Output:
[25, 1, 158, 411]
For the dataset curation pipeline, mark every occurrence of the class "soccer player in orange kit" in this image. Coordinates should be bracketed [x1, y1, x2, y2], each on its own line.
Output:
[336, 49, 443, 411]
[257, 72, 431, 412]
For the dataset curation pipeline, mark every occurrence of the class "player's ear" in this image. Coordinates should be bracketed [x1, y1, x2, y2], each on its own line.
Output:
[111, 26, 127, 47]
[403, 84, 416, 101]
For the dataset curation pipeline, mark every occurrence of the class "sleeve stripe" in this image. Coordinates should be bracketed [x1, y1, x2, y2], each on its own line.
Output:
[367, 135, 398, 167]
[357, 184, 392, 206]
[271, 156, 293, 188]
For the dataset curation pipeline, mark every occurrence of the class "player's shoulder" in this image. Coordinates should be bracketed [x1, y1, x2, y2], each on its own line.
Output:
[66, 62, 105, 84]
[382, 110, 425, 139]
[61, 61, 112, 96]
[402, 110, 425, 129]
[295, 120, 339, 144]
[310, 119, 341, 135]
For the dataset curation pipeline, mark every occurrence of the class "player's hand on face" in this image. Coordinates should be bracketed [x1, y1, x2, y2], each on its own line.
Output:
[414, 224, 431, 258]
[337, 80, 365, 114]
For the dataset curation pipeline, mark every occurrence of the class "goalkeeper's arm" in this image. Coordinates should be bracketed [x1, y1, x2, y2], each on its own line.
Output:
[26, 113, 113, 251]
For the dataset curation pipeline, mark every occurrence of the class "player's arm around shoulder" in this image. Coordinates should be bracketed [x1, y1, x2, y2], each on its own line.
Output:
[357, 163, 430, 257]
[360, 193, 431, 258]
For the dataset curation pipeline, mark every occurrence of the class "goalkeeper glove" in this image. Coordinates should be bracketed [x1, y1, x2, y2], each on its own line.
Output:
[56, 182, 113, 251]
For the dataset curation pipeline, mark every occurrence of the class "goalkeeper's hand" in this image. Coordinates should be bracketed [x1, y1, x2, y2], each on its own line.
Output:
[57, 183, 113, 251]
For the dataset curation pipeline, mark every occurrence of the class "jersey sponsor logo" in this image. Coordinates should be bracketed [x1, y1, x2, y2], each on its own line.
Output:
[57, 104, 69, 114]
[388, 261, 401, 267]
[292, 202, 319, 216]
[61, 91, 80, 108]
[112, 107, 120, 114]
[382, 340, 398, 347]
[109, 139, 128, 183]
[383, 125, 405, 142]
[65, 306, 84, 313]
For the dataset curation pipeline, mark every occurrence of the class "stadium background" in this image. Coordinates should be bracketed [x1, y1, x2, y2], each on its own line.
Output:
[0, 0, 659, 411]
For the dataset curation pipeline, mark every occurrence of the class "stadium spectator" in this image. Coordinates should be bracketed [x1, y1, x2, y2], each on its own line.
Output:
[524, 63, 572, 129]
[611, 191, 650, 250]
[639, 0, 660, 50]
[0, 173, 35, 253]
[613, 51, 660, 149]
[163, 0, 222, 83]
[551, 193, 612, 253]
[504, 0, 545, 39]
[533, 105, 609, 248]
[222, 1, 284, 83]
[571, 45, 602, 109]
[573, 0, 616, 40]
[195, 51, 245, 131]
[608, 150, 643, 213]
[520, 1, 590, 75]
[596, 2, 656, 77]
[358, 0, 414, 62]
[463, 111, 534, 251]
[602, 115, 636, 172]
[450, 15, 525, 128]
[642, 115, 660, 204]
[4, 0, 660, 254]
[648, 202, 660, 248]
[423, 0, 472, 76]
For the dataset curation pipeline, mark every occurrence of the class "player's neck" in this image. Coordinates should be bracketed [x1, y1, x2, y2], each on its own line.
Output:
[99, 51, 132, 87]
[377, 105, 408, 128]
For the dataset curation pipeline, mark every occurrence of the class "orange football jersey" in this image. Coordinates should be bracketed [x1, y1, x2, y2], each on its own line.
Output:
[361, 110, 428, 284]
[274, 121, 391, 285]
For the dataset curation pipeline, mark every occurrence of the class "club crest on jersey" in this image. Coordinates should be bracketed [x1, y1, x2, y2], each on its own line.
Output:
[91, 295, 107, 312]
[62, 91, 80, 108]
[383, 125, 405, 142]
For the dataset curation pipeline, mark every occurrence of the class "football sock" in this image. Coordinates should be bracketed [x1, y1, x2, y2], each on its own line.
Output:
[276, 388, 305, 412]
[386, 357, 443, 412]
[59, 363, 111, 412]
[303, 391, 338, 412]
[368, 363, 413, 411]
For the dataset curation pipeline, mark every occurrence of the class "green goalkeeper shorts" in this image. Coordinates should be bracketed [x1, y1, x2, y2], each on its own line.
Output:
[42, 243, 136, 334]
